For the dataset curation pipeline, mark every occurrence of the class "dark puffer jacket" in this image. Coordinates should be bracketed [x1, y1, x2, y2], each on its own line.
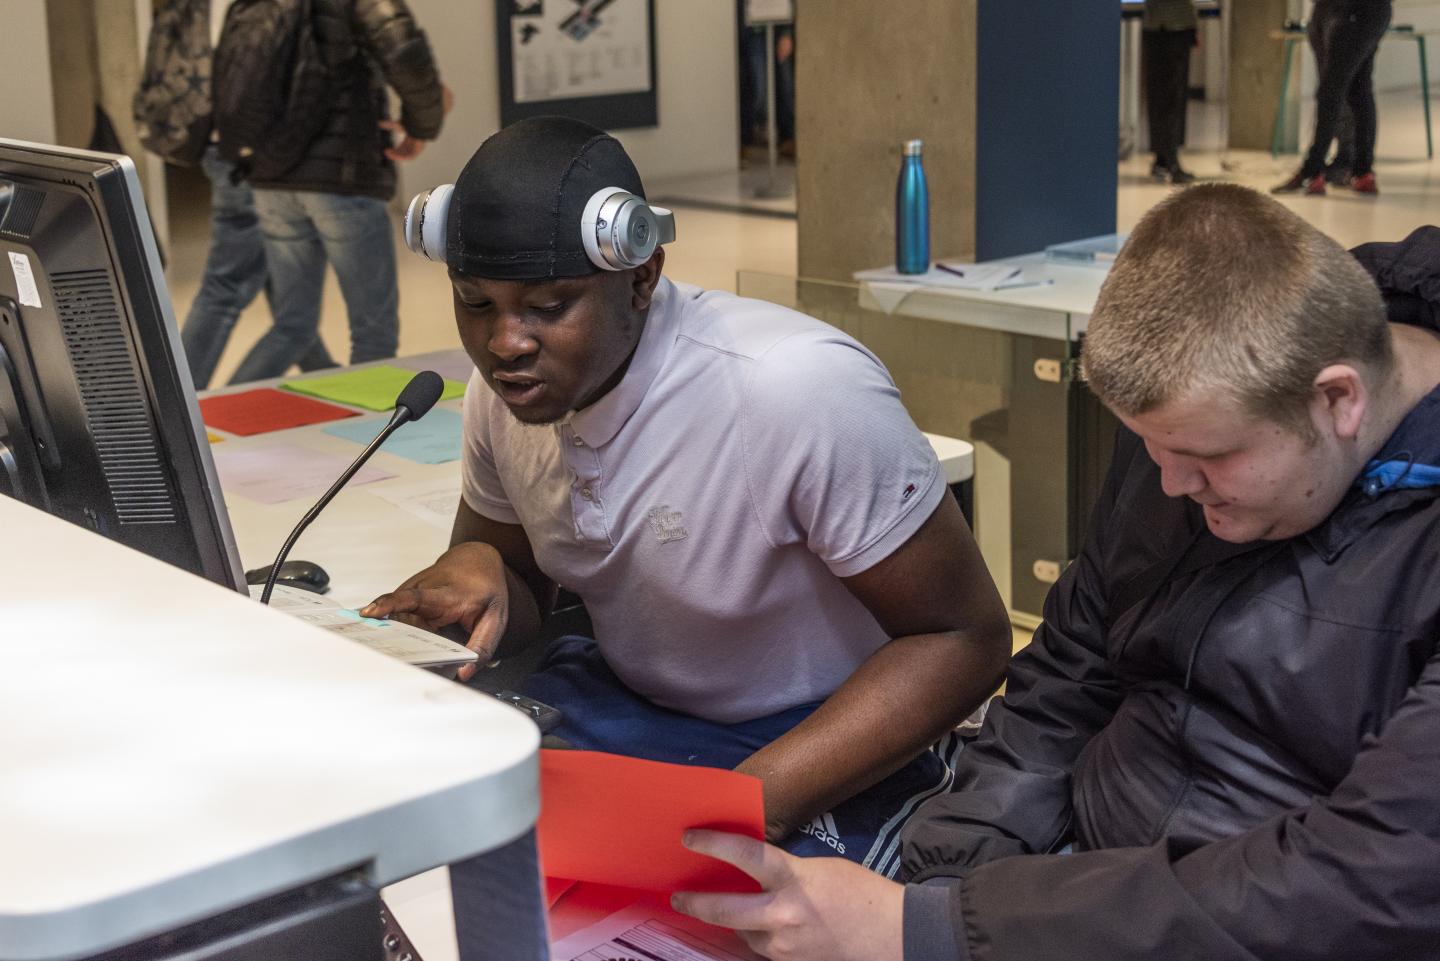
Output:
[898, 227, 1440, 960]
[246, 0, 443, 200]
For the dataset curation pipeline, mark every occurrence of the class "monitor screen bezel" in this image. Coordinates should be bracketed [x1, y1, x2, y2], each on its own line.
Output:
[0, 138, 248, 594]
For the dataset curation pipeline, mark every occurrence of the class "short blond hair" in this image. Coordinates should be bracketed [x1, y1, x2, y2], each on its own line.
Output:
[1082, 184, 1391, 432]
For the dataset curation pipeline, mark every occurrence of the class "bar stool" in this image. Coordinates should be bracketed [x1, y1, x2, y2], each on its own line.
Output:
[924, 432, 976, 530]
[1271, 24, 1433, 160]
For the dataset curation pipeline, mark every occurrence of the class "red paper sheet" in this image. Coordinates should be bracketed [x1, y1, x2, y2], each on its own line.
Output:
[538, 750, 765, 895]
[199, 388, 358, 436]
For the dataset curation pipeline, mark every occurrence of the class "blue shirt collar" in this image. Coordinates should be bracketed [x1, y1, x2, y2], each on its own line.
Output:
[1358, 383, 1440, 494]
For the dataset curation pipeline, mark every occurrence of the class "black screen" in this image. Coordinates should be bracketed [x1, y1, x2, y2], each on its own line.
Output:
[0, 140, 246, 593]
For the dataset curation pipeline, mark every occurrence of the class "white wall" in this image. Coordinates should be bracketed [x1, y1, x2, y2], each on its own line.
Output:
[399, 0, 738, 201]
[1373, 0, 1440, 92]
[0, 0, 57, 144]
[1300, 0, 1440, 94]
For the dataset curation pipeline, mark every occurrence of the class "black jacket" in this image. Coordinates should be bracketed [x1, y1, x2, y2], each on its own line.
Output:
[245, 0, 444, 200]
[899, 227, 1440, 960]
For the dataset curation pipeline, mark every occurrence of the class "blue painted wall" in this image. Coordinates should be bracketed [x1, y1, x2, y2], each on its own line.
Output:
[975, 0, 1119, 260]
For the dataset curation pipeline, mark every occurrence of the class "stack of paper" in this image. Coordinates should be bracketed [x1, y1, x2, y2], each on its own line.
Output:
[854, 262, 1046, 291]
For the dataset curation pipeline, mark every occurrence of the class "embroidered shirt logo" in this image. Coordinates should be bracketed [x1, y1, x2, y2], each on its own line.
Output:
[902, 483, 917, 500]
[647, 504, 689, 544]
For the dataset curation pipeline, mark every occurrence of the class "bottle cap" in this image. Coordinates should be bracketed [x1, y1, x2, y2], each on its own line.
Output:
[903, 139, 923, 156]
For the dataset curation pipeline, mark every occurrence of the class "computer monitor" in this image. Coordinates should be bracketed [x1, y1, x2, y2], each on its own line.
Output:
[0, 138, 247, 594]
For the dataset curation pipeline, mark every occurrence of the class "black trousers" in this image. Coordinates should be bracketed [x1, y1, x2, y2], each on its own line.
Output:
[1303, 0, 1393, 177]
[1143, 28, 1195, 168]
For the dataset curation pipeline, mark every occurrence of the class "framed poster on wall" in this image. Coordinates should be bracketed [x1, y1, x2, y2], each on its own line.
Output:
[497, 0, 658, 130]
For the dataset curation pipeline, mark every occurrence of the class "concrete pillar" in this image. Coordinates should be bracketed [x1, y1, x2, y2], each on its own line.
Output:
[1228, 0, 1294, 151]
[44, 0, 99, 148]
[93, 0, 149, 165]
[795, 0, 1118, 282]
[794, 1, 977, 282]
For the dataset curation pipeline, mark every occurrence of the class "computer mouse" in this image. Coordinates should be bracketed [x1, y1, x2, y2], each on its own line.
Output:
[244, 559, 331, 594]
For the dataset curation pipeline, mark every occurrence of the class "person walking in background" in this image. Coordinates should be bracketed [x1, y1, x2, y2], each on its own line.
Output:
[1274, 0, 1393, 196]
[135, 0, 335, 389]
[1142, 0, 1197, 185]
[225, 0, 447, 384]
[737, 2, 795, 163]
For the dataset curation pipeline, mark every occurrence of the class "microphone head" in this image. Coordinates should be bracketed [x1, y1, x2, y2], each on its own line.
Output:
[395, 370, 445, 421]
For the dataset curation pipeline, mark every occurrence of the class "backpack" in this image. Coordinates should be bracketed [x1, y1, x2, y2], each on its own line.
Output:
[132, 0, 213, 167]
[212, 0, 335, 181]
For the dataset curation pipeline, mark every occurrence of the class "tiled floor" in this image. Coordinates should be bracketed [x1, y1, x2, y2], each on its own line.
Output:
[164, 88, 1439, 391]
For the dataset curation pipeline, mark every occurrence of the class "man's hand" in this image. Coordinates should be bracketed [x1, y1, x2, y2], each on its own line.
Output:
[379, 119, 429, 162]
[671, 831, 904, 961]
[361, 542, 510, 680]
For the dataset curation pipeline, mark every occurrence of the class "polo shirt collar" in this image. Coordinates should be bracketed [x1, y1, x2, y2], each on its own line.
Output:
[568, 276, 680, 448]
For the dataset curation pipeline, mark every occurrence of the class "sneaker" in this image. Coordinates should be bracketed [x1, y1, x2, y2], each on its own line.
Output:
[1271, 171, 1326, 195]
[1350, 172, 1379, 194]
[1168, 166, 1196, 185]
[1324, 164, 1354, 187]
[1150, 161, 1171, 183]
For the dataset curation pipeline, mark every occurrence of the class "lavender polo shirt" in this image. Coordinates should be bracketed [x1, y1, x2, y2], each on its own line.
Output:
[461, 277, 945, 723]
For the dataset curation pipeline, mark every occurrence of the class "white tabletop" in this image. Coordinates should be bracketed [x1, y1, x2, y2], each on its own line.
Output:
[857, 254, 1110, 341]
[0, 495, 540, 961]
[200, 371, 468, 609]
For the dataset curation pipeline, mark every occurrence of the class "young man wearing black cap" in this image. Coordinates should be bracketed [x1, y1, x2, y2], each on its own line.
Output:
[362, 117, 1011, 865]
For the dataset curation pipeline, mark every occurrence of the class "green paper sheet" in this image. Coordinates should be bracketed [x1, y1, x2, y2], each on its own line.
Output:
[279, 365, 466, 411]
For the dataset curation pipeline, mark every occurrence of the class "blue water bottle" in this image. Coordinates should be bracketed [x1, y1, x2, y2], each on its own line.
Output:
[896, 138, 930, 274]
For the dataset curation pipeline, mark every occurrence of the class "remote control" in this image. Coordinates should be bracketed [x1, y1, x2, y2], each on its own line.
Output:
[489, 690, 563, 734]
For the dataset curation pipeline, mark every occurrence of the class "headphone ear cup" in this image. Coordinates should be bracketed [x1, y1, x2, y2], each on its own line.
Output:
[581, 187, 629, 271]
[403, 184, 454, 264]
[613, 203, 659, 267]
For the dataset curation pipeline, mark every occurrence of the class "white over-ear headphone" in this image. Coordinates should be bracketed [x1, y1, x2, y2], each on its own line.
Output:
[403, 184, 676, 271]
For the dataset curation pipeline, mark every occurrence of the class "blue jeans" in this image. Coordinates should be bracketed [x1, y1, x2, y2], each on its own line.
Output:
[231, 188, 399, 383]
[519, 637, 966, 877]
[179, 149, 336, 388]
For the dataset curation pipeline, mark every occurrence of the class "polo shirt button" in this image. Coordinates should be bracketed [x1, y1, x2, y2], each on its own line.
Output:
[572, 435, 585, 446]
[580, 487, 594, 500]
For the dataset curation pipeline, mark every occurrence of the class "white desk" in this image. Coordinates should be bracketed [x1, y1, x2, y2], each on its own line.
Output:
[201, 363, 472, 609]
[0, 495, 540, 961]
[856, 254, 1106, 341]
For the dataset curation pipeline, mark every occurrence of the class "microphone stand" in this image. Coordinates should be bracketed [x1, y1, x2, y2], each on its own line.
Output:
[260, 405, 414, 605]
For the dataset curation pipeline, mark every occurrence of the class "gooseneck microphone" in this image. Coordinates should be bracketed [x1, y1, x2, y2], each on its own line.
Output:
[260, 370, 445, 605]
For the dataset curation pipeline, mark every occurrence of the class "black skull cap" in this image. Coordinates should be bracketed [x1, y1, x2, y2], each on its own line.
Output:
[446, 116, 646, 280]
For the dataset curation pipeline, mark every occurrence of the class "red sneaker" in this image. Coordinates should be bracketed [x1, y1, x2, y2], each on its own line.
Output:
[1272, 171, 1326, 195]
[1351, 172, 1379, 194]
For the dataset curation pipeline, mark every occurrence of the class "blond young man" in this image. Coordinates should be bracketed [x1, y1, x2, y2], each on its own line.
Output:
[671, 186, 1440, 961]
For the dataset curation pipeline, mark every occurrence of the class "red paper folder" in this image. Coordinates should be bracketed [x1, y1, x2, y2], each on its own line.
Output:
[537, 750, 765, 895]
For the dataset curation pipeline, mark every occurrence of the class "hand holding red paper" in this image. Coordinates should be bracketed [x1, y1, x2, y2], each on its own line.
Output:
[671, 830, 906, 961]
[538, 750, 765, 894]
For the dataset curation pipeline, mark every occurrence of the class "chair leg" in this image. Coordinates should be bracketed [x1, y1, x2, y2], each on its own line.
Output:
[1419, 36, 1433, 159]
